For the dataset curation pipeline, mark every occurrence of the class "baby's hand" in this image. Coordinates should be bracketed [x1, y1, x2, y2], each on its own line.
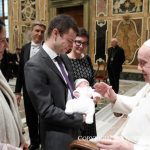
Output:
[93, 96, 101, 104]
[73, 91, 80, 98]
[92, 91, 103, 104]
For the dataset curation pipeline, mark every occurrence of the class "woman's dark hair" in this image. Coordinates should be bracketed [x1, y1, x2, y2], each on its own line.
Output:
[77, 27, 89, 42]
[47, 14, 78, 37]
[0, 19, 5, 32]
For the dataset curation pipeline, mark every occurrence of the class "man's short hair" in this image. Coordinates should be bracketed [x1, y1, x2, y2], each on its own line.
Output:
[31, 21, 46, 30]
[47, 14, 78, 37]
[111, 38, 118, 43]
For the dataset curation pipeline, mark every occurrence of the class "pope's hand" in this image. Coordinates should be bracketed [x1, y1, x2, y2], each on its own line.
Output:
[94, 82, 117, 103]
[97, 136, 134, 150]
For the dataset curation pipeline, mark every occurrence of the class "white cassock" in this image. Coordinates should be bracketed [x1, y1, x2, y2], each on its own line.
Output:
[112, 83, 150, 149]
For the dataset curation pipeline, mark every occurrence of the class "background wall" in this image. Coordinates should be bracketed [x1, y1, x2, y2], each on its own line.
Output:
[9, 0, 48, 52]
[93, 0, 149, 72]
[9, 0, 149, 73]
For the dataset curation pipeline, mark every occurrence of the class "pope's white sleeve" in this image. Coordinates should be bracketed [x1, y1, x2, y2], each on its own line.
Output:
[134, 144, 150, 150]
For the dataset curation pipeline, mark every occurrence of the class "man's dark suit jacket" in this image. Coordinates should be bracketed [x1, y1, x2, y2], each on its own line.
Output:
[107, 45, 125, 72]
[107, 45, 125, 93]
[15, 42, 31, 95]
[24, 48, 83, 150]
[15, 42, 40, 146]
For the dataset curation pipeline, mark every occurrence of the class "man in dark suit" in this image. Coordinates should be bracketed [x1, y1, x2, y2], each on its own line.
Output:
[15, 21, 46, 150]
[24, 14, 84, 150]
[1, 50, 10, 81]
[12, 48, 21, 77]
[107, 38, 125, 93]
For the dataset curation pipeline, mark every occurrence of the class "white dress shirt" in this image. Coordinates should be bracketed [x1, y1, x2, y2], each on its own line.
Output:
[30, 41, 42, 58]
[42, 43, 72, 100]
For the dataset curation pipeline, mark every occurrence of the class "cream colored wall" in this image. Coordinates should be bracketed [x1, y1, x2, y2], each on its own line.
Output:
[9, 0, 149, 72]
[92, 0, 149, 71]
[8, 0, 90, 52]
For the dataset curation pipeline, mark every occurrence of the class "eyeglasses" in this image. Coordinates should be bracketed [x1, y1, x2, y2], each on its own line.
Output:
[74, 40, 88, 47]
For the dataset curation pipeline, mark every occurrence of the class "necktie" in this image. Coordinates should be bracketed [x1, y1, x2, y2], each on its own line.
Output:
[55, 56, 74, 98]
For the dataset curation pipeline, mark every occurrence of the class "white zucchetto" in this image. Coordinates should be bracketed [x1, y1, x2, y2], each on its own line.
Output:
[143, 39, 150, 47]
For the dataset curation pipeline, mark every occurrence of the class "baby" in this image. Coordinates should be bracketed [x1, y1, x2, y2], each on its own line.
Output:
[65, 78, 102, 124]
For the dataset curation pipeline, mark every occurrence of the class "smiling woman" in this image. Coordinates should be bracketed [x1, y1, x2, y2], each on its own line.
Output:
[67, 27, 97, 138]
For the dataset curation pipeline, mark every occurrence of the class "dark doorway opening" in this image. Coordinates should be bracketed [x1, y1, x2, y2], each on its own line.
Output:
[57, 5, 83, 27]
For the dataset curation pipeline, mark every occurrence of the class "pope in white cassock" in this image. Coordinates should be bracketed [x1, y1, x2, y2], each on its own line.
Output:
[94, 39, 150, 150]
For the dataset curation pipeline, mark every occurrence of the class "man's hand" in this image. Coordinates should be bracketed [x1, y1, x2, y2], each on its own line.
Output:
[20, 143, 28, 150]
[94, 82, 117, 103]
[97, 136, 134, 150]
[15, 93, 22, 106]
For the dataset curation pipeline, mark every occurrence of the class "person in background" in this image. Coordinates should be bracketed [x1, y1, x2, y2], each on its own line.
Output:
[24, 14, 84, 150]
[0, 19, 27, 149]
[94, 39, 150, 150]
[67, 27, 97, 138]
[0, 49, 10, 81]
[15, 21, 46, 150]
[12, 48, 21, 77]
[107, 38, 125, 93]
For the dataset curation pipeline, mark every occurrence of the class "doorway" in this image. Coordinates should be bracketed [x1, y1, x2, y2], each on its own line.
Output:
[57, 5, 83, 27]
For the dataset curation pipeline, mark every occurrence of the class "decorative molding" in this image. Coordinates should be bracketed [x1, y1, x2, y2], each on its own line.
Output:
[95, 20, 108, 62]
[112, 0, 143, 14]
[113, 18, 141, 65]
[50, 0, 88, 8]
[48, 0, 90, 30]
[20, 0, 36, 21]
[146, 17, 150, 39]
[96, 0, 108, 17]
[21, 23, 32, 46]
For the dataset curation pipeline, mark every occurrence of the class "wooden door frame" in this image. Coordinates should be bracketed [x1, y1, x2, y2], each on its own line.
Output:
[48, 0, 89, 31]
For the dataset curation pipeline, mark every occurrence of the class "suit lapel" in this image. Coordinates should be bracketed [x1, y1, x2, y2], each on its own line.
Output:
[39, 49, 67, 86]
[24, 43, 31, 62]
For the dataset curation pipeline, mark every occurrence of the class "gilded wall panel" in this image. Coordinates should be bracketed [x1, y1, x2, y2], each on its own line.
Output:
[21, 0, 36, 21]
[12, 0, 19, 21]
[96, 0, 108, 16]
[112, 0, 143, 14]
[9, 0, 48, 51]
[21, 23, 32, 46]
[149, 0, 150, 13]
[37, 0, 47, 20]
[13, 25, 20, 50]
[8, 0, 150, 72]
[147, 17, 150, 38]
[112, 18, 142, 65]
